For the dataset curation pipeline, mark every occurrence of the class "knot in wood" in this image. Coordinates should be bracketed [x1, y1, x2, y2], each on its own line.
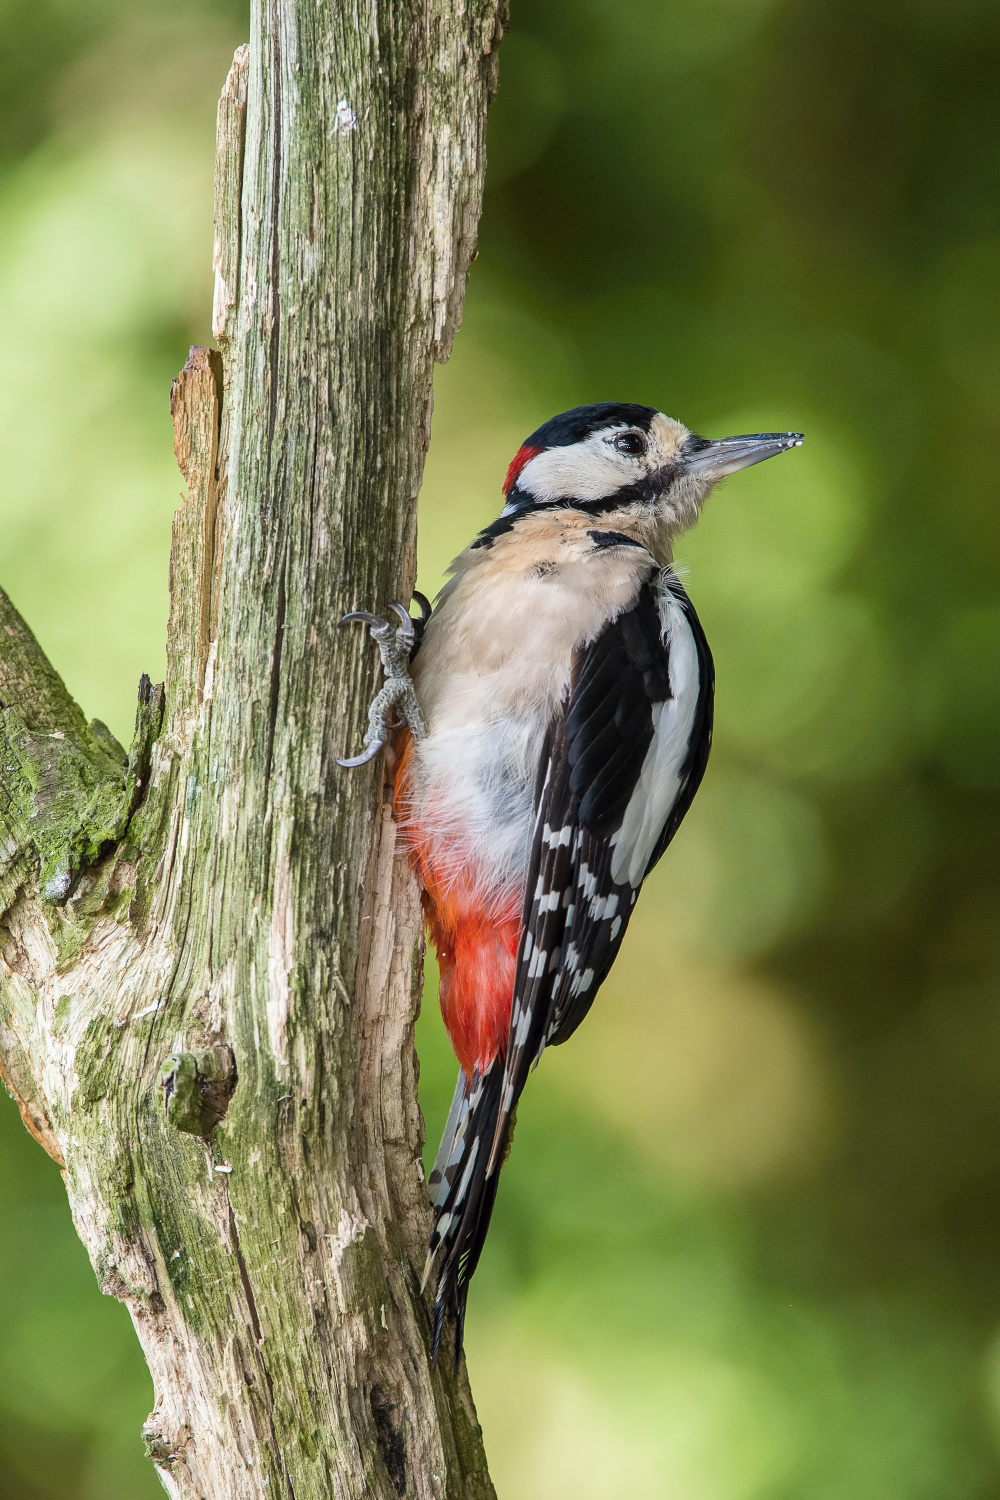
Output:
[157, 1044, 237, 1136]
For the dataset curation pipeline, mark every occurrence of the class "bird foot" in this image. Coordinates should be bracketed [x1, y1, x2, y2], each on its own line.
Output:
[336, 595, 430, 768]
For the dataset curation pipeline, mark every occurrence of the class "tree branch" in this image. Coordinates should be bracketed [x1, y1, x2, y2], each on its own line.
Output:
[0, 4, 506, 1495]
[0, 587, 90, 738]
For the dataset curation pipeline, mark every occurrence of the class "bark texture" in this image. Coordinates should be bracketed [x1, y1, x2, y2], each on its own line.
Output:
[0, 4, 505, 1496]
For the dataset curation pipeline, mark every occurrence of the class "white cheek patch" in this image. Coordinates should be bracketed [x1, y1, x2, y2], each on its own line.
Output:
[518, 433, 635, 503]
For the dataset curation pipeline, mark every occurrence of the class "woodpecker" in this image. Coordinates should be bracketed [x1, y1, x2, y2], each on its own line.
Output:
[339, 402, 802, 1365]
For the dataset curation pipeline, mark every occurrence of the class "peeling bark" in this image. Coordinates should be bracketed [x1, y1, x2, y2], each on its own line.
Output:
[0, 5, 505, 1497]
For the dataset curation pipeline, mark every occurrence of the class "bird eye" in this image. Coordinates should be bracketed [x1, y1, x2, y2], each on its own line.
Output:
[612, 431, 646, 457]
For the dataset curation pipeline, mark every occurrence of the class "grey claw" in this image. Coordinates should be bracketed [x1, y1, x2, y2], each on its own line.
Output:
[336, 740, 384, 769]
[337, 595, 428, 768]
[340, 610, 382, 628]
[412, 591, 432, 624]
[390, 601, 416, 647]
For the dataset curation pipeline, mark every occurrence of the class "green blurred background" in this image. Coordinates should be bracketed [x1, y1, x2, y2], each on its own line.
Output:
[3, 0, 1000, 1494]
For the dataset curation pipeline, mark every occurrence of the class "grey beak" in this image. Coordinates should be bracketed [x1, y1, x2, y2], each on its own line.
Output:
[681, 431, 803, 479]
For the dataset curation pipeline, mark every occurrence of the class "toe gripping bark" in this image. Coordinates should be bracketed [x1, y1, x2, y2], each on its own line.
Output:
[337, 594, 431, 768]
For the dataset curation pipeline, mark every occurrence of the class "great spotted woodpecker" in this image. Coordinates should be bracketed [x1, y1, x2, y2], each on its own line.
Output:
[339, 403, 802, 1364]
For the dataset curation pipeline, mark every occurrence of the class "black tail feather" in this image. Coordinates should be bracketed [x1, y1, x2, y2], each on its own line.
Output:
[425, 1064, 511, 1368]
[452, 1296, 468, 1375]
[430, 1296, 447, 1367]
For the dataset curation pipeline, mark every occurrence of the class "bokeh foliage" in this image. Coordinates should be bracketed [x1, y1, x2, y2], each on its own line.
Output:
[2, 0, 1000, 1495]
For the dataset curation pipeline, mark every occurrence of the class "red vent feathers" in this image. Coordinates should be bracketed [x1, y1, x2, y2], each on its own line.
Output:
[503, 444, 542, 495]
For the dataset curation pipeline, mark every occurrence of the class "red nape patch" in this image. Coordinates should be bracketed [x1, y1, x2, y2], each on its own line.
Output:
[503, 444, 542, 496]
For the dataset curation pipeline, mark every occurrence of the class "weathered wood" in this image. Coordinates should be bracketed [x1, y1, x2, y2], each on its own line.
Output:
[0, 587, 91, 739]
[212, 46, 250, 353]
[168, 347, 223, 721]
[0, 4, 505, 1496]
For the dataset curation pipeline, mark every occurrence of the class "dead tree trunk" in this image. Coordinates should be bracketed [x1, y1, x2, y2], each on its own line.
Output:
[0, 5, 504, 1496]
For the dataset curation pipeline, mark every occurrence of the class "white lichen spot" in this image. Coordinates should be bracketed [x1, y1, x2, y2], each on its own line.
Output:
[329, 1209, 368, 1257]
[131, 999, 163, 1023]
[332, 99, 357, 135]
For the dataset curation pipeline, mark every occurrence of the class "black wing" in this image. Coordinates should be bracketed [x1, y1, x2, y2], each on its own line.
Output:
[488, 572, 713, 1163]
[425, 570, 713, 1365]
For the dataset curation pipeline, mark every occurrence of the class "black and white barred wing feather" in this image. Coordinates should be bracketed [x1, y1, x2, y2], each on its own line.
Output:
[426, 568, 714, 1363]
[490, 568, 714, 1164]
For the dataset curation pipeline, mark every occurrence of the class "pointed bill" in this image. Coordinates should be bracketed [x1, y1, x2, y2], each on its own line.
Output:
[682, 431, 803, 478]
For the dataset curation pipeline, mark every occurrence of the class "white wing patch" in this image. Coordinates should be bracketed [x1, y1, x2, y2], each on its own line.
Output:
[610, 578, 701, 887]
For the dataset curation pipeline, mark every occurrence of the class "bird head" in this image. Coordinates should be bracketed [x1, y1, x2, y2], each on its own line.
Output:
[500, 403, 802, 554]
